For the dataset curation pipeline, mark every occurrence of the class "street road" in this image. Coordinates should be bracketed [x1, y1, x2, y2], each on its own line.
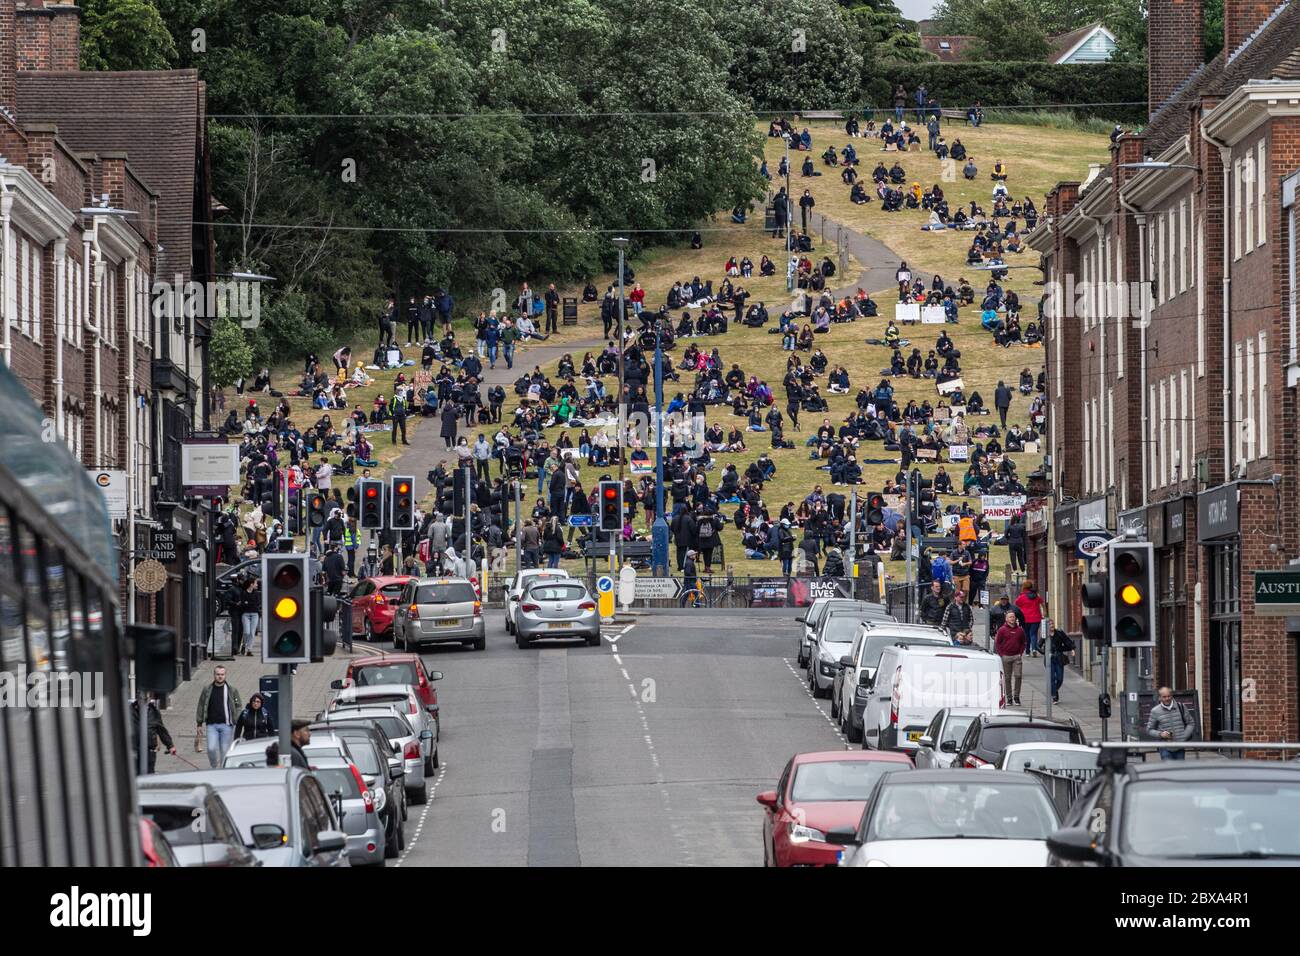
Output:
[373, 608, 842, 866]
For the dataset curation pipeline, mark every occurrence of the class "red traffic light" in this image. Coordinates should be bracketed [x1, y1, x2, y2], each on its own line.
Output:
[365, 487, 378, 499]
[604, 487, 618, 499]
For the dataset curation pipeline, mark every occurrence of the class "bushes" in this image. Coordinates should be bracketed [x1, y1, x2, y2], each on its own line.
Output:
[865, 62, 1147, 124]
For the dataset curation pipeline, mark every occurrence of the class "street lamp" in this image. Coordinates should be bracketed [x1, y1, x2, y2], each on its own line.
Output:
[611, 236, 630, 571]
[651, 310, 669, 576]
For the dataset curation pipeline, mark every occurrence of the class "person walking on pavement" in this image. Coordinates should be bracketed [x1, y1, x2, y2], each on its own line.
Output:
[1146, 686, 1195, 759]
[1044, 618, 1074, 703]
[236, 577, 260, 656]
[234, 692, 277, 741]
[994, 380, 1013, 429]
[1015, 579, 1046, 655]
[994, 611, 1027, 706]
[440, 400, 460, 450]
[131, 694, 176, 774]
[323, 544, 346, 596]
[196, 666, 242, 768]
[289, 719, 313, 768]
[941, 588, 974, 644]
[919, 579, 948, 627]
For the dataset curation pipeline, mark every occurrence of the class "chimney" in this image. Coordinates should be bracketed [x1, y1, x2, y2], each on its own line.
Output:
[15, 0, 81, 72]
[1147, 0, 1203, 118]
[0, 2, 13, 121]
[1224, 1, 1276, 57]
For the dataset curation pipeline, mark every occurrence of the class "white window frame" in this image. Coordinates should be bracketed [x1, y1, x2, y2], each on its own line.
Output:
[1234, 159, 1244, 260]
[1258, 331, 1268, 458]
[1233, 342, 1244, 464]
[1257, 140, 1267, 249]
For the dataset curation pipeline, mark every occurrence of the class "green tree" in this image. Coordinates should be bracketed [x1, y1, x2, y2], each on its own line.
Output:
[80, 0, 178, 71]
[962, 0, 1054, 61]
[208, 315, 253, 389]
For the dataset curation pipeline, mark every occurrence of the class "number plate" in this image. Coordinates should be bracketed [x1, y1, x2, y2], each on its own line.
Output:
[906, 731, 923, 743]
[547, 622, 573, 630]
[435, 618, 461, 628]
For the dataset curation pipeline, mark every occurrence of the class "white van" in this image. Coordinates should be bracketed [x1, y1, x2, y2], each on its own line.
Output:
[863, 645, 1004, 753]
[833, 623, 951, 743]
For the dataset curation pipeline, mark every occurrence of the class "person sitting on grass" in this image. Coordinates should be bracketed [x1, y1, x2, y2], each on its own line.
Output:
[963, 157, 978, 180]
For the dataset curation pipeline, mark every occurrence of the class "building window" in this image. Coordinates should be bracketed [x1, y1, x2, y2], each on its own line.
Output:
[31, 248, 41, 341]
[1257, 140, 1267, 248]
[1234, 159, 1244, 260]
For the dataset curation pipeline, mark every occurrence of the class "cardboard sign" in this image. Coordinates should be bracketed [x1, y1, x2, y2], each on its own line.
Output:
[921, 305, 946, 324]
[895, 303, 921, 324]
[981, 494, 1026, 520]
[914, 447, 938, 461]
[948, 444, 969, 462]
[1022, 440, 1039, 454]
[937, 377, 965, 394]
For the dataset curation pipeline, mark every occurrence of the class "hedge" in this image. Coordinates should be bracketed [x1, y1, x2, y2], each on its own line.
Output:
[861, 62, 1147, 124]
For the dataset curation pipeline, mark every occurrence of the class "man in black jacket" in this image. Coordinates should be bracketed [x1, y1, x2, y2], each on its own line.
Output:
[940, 588, 974, 643]
[545, 283, 561, 334]
[672, 507, 696, 571]
[994, 380, 1013, 428]
[131, 694, 176, 774]
[919, 580, 949, 627]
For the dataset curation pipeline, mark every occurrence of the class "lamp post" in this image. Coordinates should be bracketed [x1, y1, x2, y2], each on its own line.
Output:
[612, 236, 630, 570]
[651, 317, 669, 575]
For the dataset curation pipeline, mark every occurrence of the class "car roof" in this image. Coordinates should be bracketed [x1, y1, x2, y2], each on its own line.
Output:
[885, 769, 1044, 784]
[1122, 760, 1300, 782]
[365, 576, 411, 586]
[884, 644, 995, 658]
[1002, 742, 1098, 754]
[337, 683, 412, 696]
[944, 706, 1002, 717]
[980, 713, 1078, 728]
[410, 576, 474, 586]
[349, 654, 421, 667]
[135, 782, 216, 807]
[323, 705, 407, 722]
[142, 768, 302, 790]
[792, 750, 913, 766]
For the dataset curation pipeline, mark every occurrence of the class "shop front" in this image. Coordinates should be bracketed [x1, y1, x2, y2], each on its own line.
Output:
[1198, 483, 1241, 741]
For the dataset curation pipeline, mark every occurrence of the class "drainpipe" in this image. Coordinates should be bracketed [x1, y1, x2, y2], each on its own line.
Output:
[85, 225, 104, 463]
[0, 183, 12, 368]
[53, 239, 66, 439]
[1201, 123, 1232, 479]
[126, 256, 137, 630]
[1117, 192, 1147, 506]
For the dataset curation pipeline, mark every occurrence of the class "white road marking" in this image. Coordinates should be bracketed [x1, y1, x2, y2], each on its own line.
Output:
[604, 623, 636, 645]
[784, 658, 850, 748]
[395, 761, 448, 866]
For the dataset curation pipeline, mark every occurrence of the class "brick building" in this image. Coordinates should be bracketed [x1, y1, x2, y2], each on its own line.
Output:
[0, 0, 217, 682]
[1029, 0, 1300, 742]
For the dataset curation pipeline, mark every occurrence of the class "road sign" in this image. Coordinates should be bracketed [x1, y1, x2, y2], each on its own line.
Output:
[596, 574, 615, 620]
[634, 577, 682, 600]
[567, 514, 594, 527]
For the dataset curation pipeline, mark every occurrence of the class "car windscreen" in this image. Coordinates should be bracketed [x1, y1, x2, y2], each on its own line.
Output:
[340, 692, 407, 706]
[981, 726, 1078, 753]
[340, 715, 411, 739]
[528, 584, 588, 602]
[415, 583, 477, 604]
[353, 662, 419, 687]
[333, 739, 381, 775]
[821, 615, 863, 645]
[862, 634, 948, 668]
[866, 781, 1058, 841]
[215, 785, 289, 844]
[313, 768, 362, 800]
[1120, 780, 1300, 860]
[790, 760, 910, 802]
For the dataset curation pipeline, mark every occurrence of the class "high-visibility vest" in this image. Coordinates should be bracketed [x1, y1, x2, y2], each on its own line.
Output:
[958, 515, 977, 543]
[342, 528, 360, 550]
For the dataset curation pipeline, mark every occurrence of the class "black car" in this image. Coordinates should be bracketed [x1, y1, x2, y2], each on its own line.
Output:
[952, 713, 1086, 769]
[1049, 753, 1300, 866]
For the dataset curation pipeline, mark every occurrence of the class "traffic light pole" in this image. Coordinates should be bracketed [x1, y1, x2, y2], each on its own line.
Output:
[513, 476, 522, 574]
[464, 462, 472, 577]
[904, 472, 914, 623]
[848, 490, 857, 587]
[277, 663, 293, 767]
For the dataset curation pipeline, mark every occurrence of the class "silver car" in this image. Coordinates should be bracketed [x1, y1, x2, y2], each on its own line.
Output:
[136, 780, 263, 867]
[310, 757, 387, 867]
[505, 569, 573, 634]
[913, 708, 994, 769]
[515, 579, 600, 647]
[148, 768, 349, 867]
[393, 577, 486, 650]
[318, 706, 435, 805]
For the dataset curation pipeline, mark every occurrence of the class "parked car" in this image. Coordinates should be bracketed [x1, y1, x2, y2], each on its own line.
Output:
[1049, 753, 1300, 866]
[145, 768, 350, 867]
[515, 578, 600, 647]
[998, 742, 1099, 773]
[504, 569, 573, 634]
[863, 643, 1004, 753]
[392, 577, 485, 651]
[832, 624, 952, 744]
[951, 714, 1087, 769]
[136, 780, 262, 867]
[757, 750, 913, 867]
[222, 732, 357, 769]
[913, 707, 996, 769]
[328, 683, 428, 735]
[808, 611, 867, 700]
[795, 598, 893, 668]
[830, 769, 1062, 866]
[316, 706, 433, 804]
[347, 575, 412, 640]
[309, 757, 387, 866]
[138, 818, 179, 868]
[313, 720, 408, 855]
[343, 653, 442, 736]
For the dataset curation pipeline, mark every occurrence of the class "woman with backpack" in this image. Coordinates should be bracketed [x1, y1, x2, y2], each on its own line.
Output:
[693, 506, 722, 574]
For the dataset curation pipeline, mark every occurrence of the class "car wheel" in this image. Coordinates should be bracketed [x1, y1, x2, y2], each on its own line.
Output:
[586, 632, 600, 647]
[846, 715, 862, 744]
[385, 818, 401, 858]
[505, 613, 514, 635]
[364, 618, 375, 642]
[394, 626, 405, 651]
[409, 783, 427, 805]
[516, 632, 530, 649]
[425, 752, 435, 775]
[830, 692, 839, 719]
[473, 635, 486, 650]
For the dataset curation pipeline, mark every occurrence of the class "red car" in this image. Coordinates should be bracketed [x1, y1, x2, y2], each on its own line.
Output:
[345, 653, 441, 724]
[348, 576, 412, 640]
[758, 750, 914, 867]
[138, 818, 179, 867]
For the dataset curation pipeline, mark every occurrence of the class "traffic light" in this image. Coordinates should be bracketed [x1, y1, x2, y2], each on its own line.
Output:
[307, 490, 328, 528]
[345, 485, 358, 520]
[1080, 575, 1109, 644]
[598, 480, 623, 533]
[262, 554, 311, 664]
[129, 623, 179, 695]
[358, 479, 384, 530]
[390, 475, 415, 530]
[866, 492, 885, 526]
[909, 470, 934, 533]
[1109, 541, 1156, 647]
[287, 488, 303, 536]
[310, 589, 339, 663]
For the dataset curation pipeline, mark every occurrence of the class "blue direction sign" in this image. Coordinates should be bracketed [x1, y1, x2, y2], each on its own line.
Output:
[567, 514, 594, 527]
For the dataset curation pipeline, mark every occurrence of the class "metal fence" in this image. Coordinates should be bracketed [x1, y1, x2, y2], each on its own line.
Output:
[1025, 767, 1101, 818]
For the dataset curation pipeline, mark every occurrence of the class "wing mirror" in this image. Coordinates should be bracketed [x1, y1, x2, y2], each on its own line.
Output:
[1046, 826, 1108, 863]
[917, 735, 934, 749]
[939, 740, 958, 753]
[250, 824, 286, 850]
[755, 790, 778, 809]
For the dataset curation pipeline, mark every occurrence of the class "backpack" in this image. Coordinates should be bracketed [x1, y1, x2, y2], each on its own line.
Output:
[1176, 702, 1202, 742]
[697, 517, 715, 539]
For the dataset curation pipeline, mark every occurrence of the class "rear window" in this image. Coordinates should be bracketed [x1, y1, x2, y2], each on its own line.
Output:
[336, 740, 381, 775]
[313, 768, 362, 799]
[529, 584, 588, 601]
[379, 584, 405, 600]
[981, 726, 1079, 753]
[821, 615, 862, 644]
[862, 634, 948, 667]
[354, 663, 419, 687]
[325, 713, 411, 738]
[415, 583, 477, 604]
[342, 692, 407, 706]
[141, 804, 208, 846]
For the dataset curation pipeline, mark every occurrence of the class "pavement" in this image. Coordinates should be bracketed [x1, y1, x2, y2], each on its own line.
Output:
[153, 603, 1110, 865]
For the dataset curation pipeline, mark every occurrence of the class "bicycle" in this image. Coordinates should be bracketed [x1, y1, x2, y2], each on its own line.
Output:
[679, 583, 709, 608]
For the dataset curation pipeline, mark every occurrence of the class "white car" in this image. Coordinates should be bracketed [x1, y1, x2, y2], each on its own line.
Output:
[795, 599, 892, 669]
[832, 623, 951, 744]
[863, 644, 1003, 753]
[997, 742, 1099, 773]
[913, 707, 996, 769]
[504, 569, 573, 634]
[833, 770, 1061, 867]
[808, 612, 866, 699]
